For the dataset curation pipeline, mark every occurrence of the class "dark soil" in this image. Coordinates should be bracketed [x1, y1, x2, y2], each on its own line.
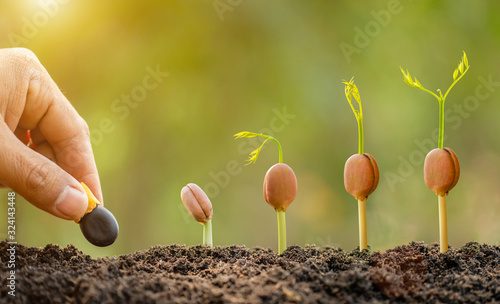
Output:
[1, 241, 500, 303]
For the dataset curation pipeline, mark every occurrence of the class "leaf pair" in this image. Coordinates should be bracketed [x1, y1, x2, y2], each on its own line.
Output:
[342, 77, 363, 121]
[234, 132, 275, 165]
[400, 51, 470, 101]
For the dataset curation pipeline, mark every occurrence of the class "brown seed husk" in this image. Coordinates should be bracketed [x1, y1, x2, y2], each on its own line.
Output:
[263, 163, 297, 212]
[424, 148, 460, 196]
[344, 153, 379, 201]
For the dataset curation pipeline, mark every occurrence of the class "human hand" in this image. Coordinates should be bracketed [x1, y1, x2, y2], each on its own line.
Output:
[0, 48, 101, 221]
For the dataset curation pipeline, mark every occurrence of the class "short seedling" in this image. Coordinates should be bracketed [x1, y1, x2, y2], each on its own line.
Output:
[401, 51, 469, 253]
[234, 132, 297, 254]
[77, 182, 119, 247]
[342, 78, 379, 251]
[181, 183, 213, 247]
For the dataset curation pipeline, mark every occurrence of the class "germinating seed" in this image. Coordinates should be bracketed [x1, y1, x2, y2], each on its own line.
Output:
[79, 205, 119, 247]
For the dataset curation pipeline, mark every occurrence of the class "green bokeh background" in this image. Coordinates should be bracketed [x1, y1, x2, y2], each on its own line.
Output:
[1, 0, 499, 257]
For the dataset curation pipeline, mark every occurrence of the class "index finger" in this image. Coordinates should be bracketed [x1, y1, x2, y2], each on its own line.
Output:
[17, 53, 103, 203]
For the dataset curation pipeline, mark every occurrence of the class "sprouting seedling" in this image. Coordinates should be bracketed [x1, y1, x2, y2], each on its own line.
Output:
[401, 51, 469, 253]
[180, 183, 213, 247]
[234, 132, 297, 254]
[342, 78, 379, 251]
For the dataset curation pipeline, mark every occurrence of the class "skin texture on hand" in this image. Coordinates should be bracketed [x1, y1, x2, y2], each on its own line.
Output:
[0, 48, 102, 221]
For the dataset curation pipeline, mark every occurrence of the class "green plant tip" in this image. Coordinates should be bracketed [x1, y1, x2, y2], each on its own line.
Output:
[234, 131, 283, 164]
[400, 51, 470, 149]
[343, 77, 364, 154]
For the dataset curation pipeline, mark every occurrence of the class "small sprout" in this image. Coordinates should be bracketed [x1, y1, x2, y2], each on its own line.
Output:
[78, 182, 119, 247]
[180, 183, 213, 247]
[401, 51, 469, 253]
[342, 78, 378, 251]
[235, 132, 296, 254]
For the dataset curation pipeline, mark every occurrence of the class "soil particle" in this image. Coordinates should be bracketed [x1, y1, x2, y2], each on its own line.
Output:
[1, 241, 500, 303]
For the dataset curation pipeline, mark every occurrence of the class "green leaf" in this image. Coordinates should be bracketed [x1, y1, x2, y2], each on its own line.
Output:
[234, 131, 262, 139]
[414, 77, 423, 88]
[453, 69, 458, 81]
[459, 61, 464, 74]
[463, 51, 469, 68]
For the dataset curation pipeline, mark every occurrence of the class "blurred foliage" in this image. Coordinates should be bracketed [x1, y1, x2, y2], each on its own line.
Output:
[1, 0, 500, 257]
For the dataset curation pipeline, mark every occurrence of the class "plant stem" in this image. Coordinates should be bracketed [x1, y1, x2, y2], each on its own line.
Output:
[438, 99, 445, 149]
[277, 210, 287, 254]
[269, 137, 283, 163]
[203, 220, 213, 247]
[357, 115, 364, 154]
[358, 199, 367, 250]
[438, 195, 448, 253]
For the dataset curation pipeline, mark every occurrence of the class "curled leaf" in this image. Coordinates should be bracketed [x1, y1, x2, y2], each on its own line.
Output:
[234, 131, 262, 139]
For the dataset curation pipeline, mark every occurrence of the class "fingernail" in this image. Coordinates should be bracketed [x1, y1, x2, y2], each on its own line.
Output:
[55, 186, 87, 219]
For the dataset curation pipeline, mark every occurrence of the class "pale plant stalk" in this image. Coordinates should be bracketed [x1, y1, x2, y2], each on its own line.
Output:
[358, 199, 367, 250]
[277, 211, 287, 254]
[203, 220, 213, 247]
[438, 196, 448, 253]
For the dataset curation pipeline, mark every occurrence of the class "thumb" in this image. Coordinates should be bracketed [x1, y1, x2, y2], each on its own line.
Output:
[0, 124, 88, 220]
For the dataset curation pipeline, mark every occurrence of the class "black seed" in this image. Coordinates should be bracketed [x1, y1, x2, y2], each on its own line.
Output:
[79, 205, 119, 247]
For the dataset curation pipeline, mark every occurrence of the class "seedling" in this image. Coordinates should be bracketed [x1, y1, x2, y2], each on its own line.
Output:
[180, 183, 213, 247]
[401, 51, 469, 253]
[234, 132, 297, 254]
[342, 78, 379, 251]
[77, 182, 119, 247]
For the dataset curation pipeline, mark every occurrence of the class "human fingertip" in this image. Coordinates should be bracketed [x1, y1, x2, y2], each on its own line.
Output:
[54, 186, 88, 220]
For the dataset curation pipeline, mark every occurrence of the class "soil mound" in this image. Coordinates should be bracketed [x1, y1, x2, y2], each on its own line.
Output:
[1, 241, 499, 303]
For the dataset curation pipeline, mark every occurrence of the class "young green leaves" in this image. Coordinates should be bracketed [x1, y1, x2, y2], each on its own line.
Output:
[234, 132, 283, 165]
[400, 51, 470, 253]
[343, 77, 364, 154]
[235, 132, 297, 254]
[180, 183, 213, 247]
[400, 51, 469, 103]
[342, 78, 379, 251]
[400, 51, 469, 149]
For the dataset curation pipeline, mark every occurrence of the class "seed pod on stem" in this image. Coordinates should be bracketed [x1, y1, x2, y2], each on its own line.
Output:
[342, 78, 378, 251]
[263, 163, 297, 212]
[401, 51, 469, 253]
[344, 153, 379, 201]
[235, 132, 296, 254]
[180, 183, 213, 247]
[424, 148, 460, 197]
